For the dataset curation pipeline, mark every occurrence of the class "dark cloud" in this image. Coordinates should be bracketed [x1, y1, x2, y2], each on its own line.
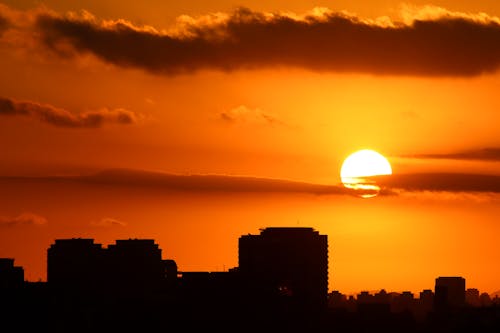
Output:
[0, 14, 9, 35]
[61, 169, 500, 195]
[0, 97, 138, 128]
[378, 173, 500, 193]
[408, 148, 500, 161]
[1, 170, 498, 197]
[78, 169, 358, 195]
[0, 212, 47, 227]
[34, 7, 500, 77]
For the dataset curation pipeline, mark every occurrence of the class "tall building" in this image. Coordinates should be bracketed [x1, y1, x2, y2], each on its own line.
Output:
[107, 239, 165, 292]
[239, 227, 328, 309]
[47, 239, 104, 290]
[434, 276, 466, 310]
[0, 258, 24, 289]
[48, 238, 168, 293]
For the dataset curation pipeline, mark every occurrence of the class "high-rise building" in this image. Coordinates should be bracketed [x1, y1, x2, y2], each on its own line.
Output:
[434, 276, 466, 310]
[238, 227, 328, 309]
[47, 239, 104, 290]
[0, 258, 24, 289]
[48, 238, 168, 293]
[107, 239, 164, 292]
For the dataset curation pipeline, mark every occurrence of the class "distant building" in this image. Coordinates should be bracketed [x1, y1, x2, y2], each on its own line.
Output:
[392, 291, 414, 313]
[374, 289, 391, 304]
[479, 292, 493, 307]
[357, 291, 374, 304]
[466, 288, 481, 307]
[328, 290, 347, 309]
[239, 227, 328, 309]
[419, 289, 434, 310]
[0, 258, 24, 289]
[434, 276, 466, 310]
[414, 289, 434, 321]
[356, 291, 391, 315]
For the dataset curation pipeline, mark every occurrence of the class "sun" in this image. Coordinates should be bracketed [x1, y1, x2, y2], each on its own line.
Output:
[340, 149, 392, 197]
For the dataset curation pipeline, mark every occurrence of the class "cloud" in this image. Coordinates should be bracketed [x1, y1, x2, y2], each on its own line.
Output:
[1, 169, 499, 200]
[0, 212, 47, 227]
[80, 168, 356, 195]
[65, 169, 500, 196]
[220, 105, 285, 126]
[378, 173, 500, 193]
[27, 6, 500, 77]
[0, 14, 9, 35]
[91, 217, 127, 227]
[0, 97, 138, 128]
[407, 148, 500, 161]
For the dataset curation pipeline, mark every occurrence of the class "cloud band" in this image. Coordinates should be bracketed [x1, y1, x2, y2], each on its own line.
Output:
[0, 97, 138, 128]
[32, 7, 500, 77]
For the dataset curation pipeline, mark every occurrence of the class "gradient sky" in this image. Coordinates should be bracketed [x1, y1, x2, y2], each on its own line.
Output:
[0, 1, 499, 295]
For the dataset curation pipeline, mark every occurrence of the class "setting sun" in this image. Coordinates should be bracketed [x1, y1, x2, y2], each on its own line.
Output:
[340, 149, 392, 197]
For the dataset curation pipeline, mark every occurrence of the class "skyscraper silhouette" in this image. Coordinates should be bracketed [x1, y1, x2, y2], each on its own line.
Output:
[0, 258, 24, 289]
[47, 238, 166, 294]
[47, 239, 104, 291]
[107, 239, 164, 293]
[434, 276, 466, 311]
[238, 227, 328, 309]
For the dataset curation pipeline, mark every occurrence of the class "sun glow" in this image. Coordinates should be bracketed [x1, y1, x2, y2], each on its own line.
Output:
[340, 149, 392, 198]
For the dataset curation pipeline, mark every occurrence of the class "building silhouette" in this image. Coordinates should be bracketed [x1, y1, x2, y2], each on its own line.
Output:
[0, 258, 24, 289]
[48, 238, 168, 294]
[107, 239, 165, 293]
[434, 276, 466, 311]
[47, 239, 104, 291]
[466, 288, 481, 307]
[2, 229, 500, 332]
[238, 227, 328, 309]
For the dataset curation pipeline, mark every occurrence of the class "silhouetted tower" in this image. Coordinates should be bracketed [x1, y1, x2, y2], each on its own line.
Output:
[239, 227, 328, 309]
[434, 276, 466, 311]
[0, 258, 24, 289]
[107, 239, 164, 293]
[47, 239, 104, 291]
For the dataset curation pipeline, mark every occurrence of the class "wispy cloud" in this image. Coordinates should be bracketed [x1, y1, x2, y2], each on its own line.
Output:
[220, 105, 285, 126]
[0, 212, 47, 227]
[19, 5, 500, 77]
[0, 97, 139, 128]
[406, 148, 500, 162]
[91, 217, 127, 227]
[378, 173, 500, 193]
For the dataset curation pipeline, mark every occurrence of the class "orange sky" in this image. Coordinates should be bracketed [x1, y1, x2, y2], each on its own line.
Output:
[0, 1, 499, 295]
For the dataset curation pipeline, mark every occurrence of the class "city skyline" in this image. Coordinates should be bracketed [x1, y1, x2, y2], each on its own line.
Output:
[1, 230, 499, 299]
[1, 0, 500, 295]
[3, 228, 499, 332]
